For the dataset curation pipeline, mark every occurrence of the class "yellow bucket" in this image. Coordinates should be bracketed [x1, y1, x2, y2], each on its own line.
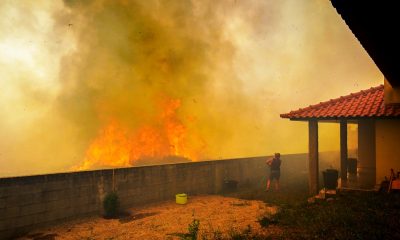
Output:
[176, 193, 187, 204]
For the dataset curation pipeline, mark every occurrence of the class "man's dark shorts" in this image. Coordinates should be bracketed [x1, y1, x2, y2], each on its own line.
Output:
[269, 170, 280, 180]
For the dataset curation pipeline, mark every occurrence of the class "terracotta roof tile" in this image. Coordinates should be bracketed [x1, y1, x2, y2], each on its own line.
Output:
[280, 85, 400, 120]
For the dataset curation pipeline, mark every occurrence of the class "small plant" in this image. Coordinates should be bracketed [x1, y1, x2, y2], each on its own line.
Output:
[103, 192, 119, 218]
[186, 219, 200, 240]
[173, 218, 200, 240]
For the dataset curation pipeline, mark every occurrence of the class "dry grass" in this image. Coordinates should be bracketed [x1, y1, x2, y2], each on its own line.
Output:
[18, 195, 280, 240]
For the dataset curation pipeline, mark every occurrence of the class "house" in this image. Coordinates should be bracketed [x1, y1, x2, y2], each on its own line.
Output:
[281, 85, 400, 194]
[280, 0, 400, 194]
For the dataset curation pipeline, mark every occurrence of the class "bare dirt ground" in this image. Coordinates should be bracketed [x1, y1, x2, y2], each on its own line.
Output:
[18, 195, 280, 240]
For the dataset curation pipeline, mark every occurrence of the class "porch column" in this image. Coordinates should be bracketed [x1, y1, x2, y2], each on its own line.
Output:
[358, 119, 376, 188]
[308, 120, 319, 195]
[340, 120, 348, 183]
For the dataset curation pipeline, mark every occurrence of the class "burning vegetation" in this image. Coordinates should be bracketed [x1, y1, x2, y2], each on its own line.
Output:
[78, 97, 206, 170]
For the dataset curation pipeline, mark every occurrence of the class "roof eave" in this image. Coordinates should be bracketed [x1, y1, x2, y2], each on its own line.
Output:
[284, 116, 400, 122]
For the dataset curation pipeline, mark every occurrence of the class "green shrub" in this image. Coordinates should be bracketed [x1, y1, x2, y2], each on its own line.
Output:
[173, 219, 200, 240]
[184, 219, 200, 240]
[103, 192, 119, 218]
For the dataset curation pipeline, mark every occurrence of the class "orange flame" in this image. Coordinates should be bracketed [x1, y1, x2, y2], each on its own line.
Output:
[77, 97, 205, 170]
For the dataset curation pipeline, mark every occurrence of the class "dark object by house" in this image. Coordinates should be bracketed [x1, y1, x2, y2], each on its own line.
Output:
[380, 179, 390, 192]
[323, 169, 339, 190]
[223, 180, 238, 192]
[347, 158, 358, 174]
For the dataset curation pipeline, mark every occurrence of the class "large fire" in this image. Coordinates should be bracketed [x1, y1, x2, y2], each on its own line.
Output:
[77, 97, 205, 170]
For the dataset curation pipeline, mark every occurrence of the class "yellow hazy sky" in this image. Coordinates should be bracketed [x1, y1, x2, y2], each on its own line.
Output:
[0, 0, 382, 177]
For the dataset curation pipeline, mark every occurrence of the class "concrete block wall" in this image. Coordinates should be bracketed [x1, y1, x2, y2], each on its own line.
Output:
[0, 154, 309, 239]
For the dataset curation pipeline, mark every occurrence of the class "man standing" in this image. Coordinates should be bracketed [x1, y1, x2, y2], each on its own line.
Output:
[266, 153, 281, 191]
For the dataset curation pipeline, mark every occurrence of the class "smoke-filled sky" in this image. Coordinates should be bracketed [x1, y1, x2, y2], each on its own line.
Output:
[0, 0, 382, 177]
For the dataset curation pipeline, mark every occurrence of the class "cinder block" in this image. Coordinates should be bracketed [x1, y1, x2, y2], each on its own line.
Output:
[40, 189, 66, 202]
[43, 199, 72, 212]
[0, 206, 20, 221]
[0, 228, 18, 240]
[0, 198, 6, 209]
[19, 203, 46, 216]
[36, 208, 69, 223]
[12, 214, 36, 228]
[12, 192, 42, 207]
[71, 203, 100, 216]
[0, 218, 12, 232]
[42, 180, 71, 192]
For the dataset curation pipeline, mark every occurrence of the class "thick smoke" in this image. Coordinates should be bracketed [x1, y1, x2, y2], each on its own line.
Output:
[53, 0, 288, 170]
[0, 0, 382, 176]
